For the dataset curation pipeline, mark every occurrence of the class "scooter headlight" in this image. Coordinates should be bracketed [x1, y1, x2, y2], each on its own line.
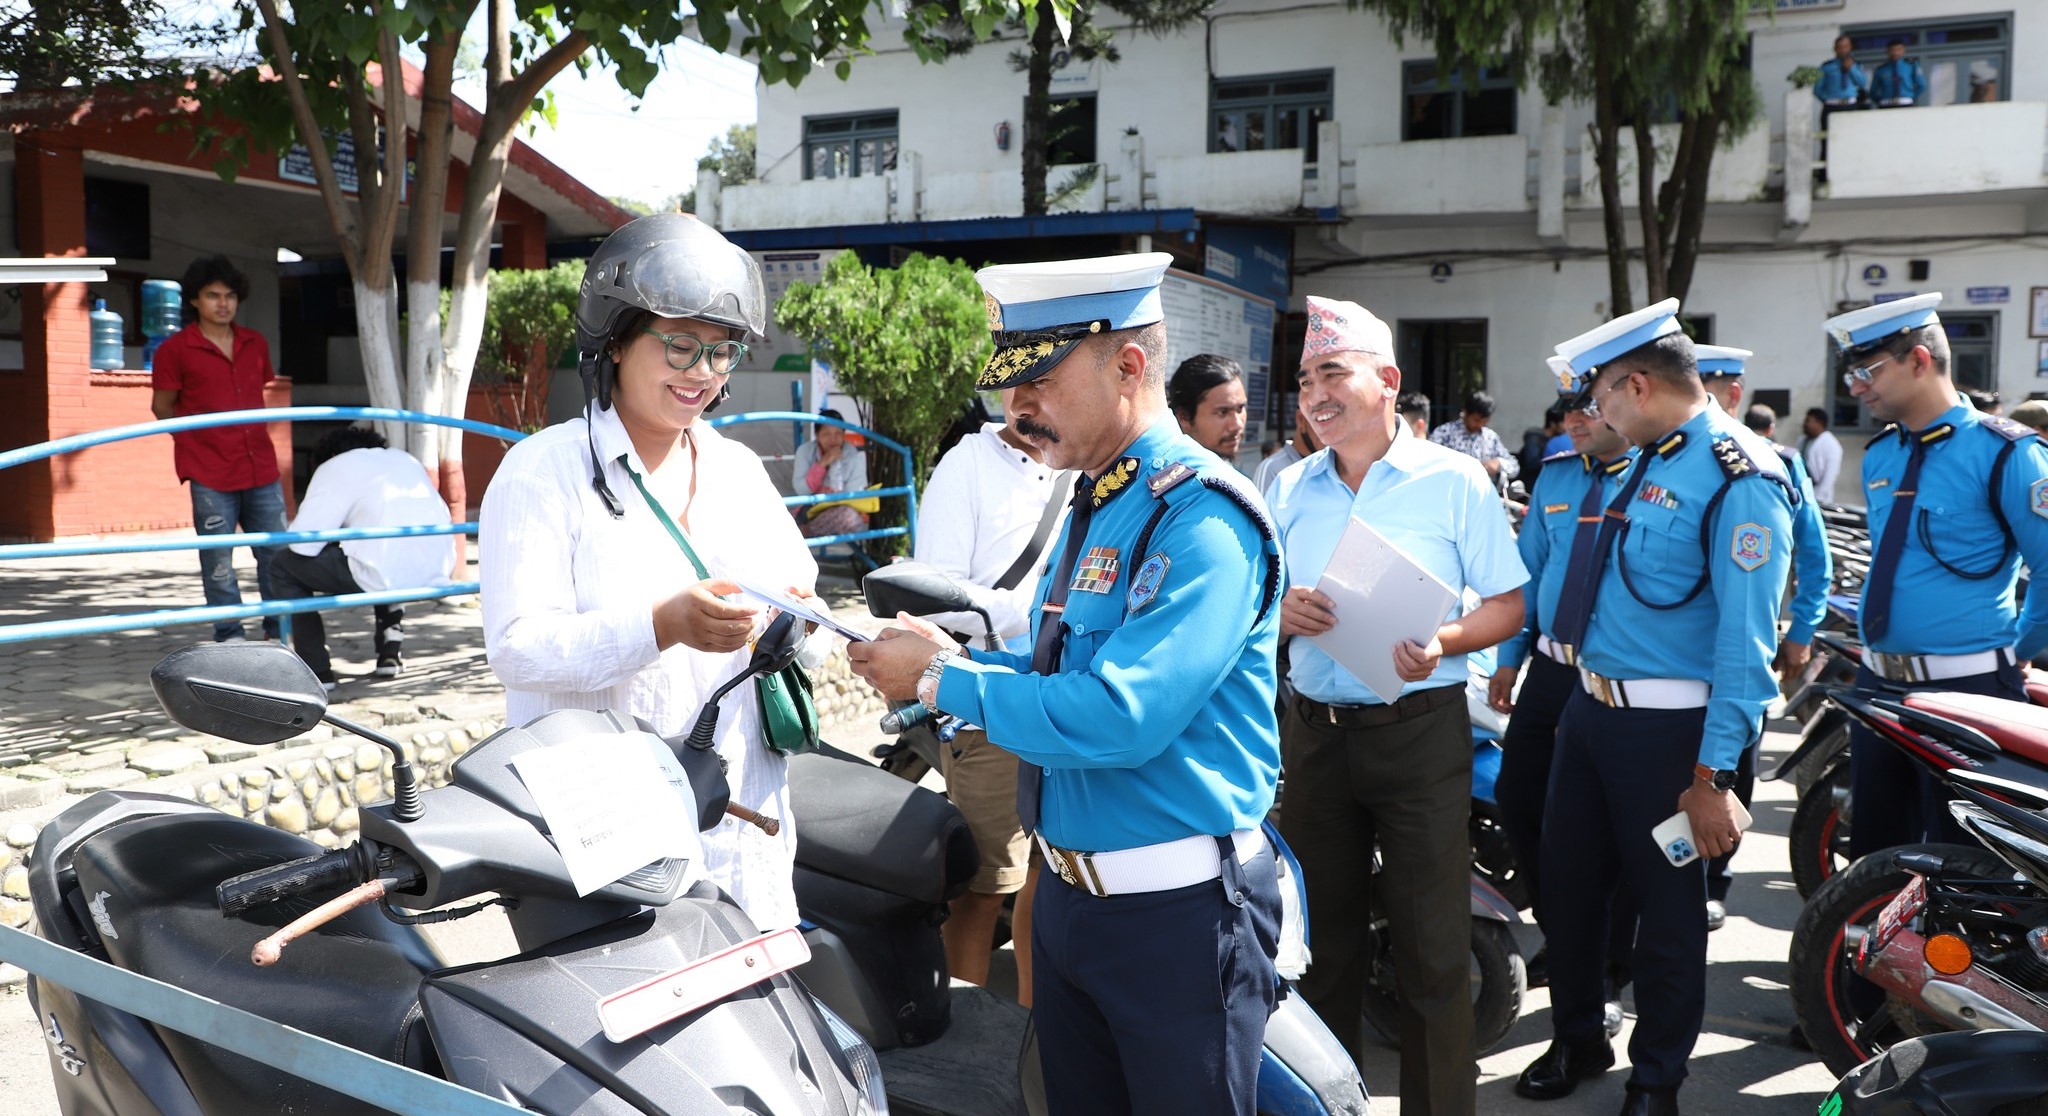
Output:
[817, 1001, 890, 1116]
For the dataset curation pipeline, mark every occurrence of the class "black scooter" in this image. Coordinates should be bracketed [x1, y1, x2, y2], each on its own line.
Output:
[24, 627, 885, 1115]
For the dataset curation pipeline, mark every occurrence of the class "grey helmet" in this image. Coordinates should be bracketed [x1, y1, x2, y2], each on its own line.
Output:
[575, 213, 766, 411]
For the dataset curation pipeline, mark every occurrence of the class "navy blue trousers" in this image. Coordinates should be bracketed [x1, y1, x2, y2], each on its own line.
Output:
[1031, 840, 1280, 1116]
[1496, 654, 1637, 981]
[1847, 659, 2025, 861]
[1705, 740, 1759, 903]
[1543, 694, 1706, 1090]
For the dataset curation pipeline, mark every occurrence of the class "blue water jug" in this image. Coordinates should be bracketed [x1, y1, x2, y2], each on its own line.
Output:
[89, 299, 125, 371]
[140, 279, 183, 370]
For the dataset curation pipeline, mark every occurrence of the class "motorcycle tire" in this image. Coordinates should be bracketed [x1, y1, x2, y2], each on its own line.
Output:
[1470, 801, 1532, 912]
[1789, 759, 1853, 899]
[1785, 718, 1850, 799]
[1789, 842, 2006, 1077]
[1361, 915, 1527, 1055]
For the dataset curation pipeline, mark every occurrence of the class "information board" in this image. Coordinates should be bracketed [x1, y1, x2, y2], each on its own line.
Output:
[1159, 268, 1278, 469]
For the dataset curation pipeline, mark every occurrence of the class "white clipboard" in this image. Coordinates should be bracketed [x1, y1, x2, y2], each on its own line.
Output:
[1305, 516, 1460, 704]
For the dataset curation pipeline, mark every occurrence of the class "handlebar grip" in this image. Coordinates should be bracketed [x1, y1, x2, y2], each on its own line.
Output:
[216, 846, 360, 917]
[880, 702, 934, 734]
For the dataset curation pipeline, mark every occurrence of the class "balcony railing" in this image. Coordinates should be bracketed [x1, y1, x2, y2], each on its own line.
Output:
[1824, 100, 2048, 201]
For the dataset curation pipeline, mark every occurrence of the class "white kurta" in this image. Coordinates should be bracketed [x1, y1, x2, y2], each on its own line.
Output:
[911, 422, 1067, 644]
[479, 404, 819, 930]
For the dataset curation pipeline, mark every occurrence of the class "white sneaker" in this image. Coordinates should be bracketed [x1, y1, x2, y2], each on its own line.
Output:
[373, 656, 403, 678]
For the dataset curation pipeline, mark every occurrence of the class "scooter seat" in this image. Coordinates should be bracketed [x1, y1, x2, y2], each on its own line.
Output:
[2026, 681, 2048, 708]
[1904, 691, 2048, 767]
[787, 749, 979, 906]
[71, 812, 442, 1115]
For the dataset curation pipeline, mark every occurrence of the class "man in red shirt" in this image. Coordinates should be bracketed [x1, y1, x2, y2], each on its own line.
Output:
[150, 256, 285, 642]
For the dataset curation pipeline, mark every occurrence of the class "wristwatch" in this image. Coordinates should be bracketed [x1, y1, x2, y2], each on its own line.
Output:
[1694, 763, 1739, 792]
[917, 651, 955, 713]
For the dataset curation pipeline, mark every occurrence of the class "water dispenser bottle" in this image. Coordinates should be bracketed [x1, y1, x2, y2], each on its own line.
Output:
[140, 279, 183, 370]
[89, 299, 126, 371]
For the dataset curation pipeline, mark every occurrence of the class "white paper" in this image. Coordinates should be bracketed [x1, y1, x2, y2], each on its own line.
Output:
[731, 578, 870, 642]
[513, 732, 702, 897]
[1306, 516, 1460, 704]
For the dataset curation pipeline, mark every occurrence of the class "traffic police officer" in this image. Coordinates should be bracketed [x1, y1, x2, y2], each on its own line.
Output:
[847, 252, 1286, 1116]
[1696, 344, 1832, 930]
[1830, 293, 2048, 860]
[1489, 356, 1638, 1030]
[1515, 300, 1793, 1116]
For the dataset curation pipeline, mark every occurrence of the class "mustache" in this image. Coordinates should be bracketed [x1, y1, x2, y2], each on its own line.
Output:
[1014, 416, 1060, 443]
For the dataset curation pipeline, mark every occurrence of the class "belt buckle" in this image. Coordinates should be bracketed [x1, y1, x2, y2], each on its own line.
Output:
[1555, 641, 1577, 666]
[1324, 702, 1341, 725]
[1585, 671, 1614, 707]
[1045, 844, 1080, 888]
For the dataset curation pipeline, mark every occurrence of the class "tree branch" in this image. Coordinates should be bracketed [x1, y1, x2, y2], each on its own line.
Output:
[251, 0, 359, 273]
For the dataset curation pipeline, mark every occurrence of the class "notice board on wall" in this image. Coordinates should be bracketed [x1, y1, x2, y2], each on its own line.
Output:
[1160, 268, 1278, 469]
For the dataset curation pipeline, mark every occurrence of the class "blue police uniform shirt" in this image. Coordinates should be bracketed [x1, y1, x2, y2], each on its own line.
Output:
[1779, 446, 1833, 646]
[1268, 427, 1529, 704]
[1872, 58, 1927, 103]
[935, 418, 1281, 852]
[1498, 448, 1637, 670]
[1858, 402, 2048, 660]
[1813, 57, 1870, 102]
[1576, 405, 1794, 771]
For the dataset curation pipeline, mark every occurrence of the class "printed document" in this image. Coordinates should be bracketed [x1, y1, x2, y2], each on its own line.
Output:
[1306, 516, 1459, 704]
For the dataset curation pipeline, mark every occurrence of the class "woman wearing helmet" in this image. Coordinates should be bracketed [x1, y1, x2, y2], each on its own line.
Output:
[478, 214, 819, 930]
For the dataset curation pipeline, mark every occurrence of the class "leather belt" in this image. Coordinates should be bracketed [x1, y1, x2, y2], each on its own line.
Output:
[1537, 634, 1577, 666]
[1037, 829, 1264, 898]
[1867, 647, 2014, 684]
[1578, 668, 1710, 710]
[1296, 684, 1463, 729]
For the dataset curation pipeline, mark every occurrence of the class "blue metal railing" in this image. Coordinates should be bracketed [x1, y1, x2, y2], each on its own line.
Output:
[1, 403, 914, 645]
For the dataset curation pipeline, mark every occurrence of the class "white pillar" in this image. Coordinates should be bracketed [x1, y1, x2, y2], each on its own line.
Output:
[1110, 132, 1146, 212]
[1537, 104, 1566, 244]
[1782, 91, 1814, 237]
[1310, 120, 1343, 210]
[696, 166, 721, 225]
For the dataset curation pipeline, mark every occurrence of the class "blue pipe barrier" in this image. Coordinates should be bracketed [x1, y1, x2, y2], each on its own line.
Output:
[711, 410, 917, 560]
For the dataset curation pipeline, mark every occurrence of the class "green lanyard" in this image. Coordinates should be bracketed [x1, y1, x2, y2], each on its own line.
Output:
[622, 460, 710, 580]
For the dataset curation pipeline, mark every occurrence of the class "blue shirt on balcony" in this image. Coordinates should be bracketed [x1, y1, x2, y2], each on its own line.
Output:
[1872, 58, 1928, 105]
[1813, 57, 1869, 104]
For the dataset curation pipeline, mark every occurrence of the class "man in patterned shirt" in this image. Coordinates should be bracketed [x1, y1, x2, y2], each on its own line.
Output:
[1429, 390, 1520, 483]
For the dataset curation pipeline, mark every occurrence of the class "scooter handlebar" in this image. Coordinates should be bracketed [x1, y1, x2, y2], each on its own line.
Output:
[216, 845, 361, 917]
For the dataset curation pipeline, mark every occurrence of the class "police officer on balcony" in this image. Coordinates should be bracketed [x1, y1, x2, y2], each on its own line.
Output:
[1695, 344, 1832, 931]
[1515, 300, 1793, 1116]
[847, 252, 1286, 1116]
[1831, 293, 2048, 861]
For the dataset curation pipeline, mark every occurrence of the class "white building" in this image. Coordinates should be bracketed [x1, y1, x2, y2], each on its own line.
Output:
[703, 1, 2045, 472]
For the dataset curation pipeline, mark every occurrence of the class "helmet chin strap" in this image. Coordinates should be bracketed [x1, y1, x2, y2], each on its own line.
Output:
[578, 352, 627, 519]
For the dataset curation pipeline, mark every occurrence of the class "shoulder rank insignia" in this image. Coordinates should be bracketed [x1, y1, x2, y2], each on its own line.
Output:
[1731, 522, 1772, 571]
[1775, 444, 1799, 465]
[1147, 461, 1197, 497]
[1127, 553, 1170, 612]
[1092, 457, 1141, 507]
[1072, 547, 1120, 592]
[1982, 415, 2039, 444]
[1709, 434, 1756, 482]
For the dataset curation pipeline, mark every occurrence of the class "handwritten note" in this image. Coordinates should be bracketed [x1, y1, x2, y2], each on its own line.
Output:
[513, 732, 703, 897]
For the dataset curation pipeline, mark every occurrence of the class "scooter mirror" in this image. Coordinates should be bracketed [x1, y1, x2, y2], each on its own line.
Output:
[752, 612, 803, 676]
[863, 561, 976, 619]
[150, 642, 328, 745]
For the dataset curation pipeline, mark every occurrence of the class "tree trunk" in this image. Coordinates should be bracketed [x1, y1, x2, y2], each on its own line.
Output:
[353, 276, 405, 437]
[1020, 0, 1056, 217]
[1655, 114, 1697, 269]
[1632, 116, 1665, 304]
[405, 33, 461, 464]
[1664, 110, 1722, 304]
[1590, 41, 1632, 316]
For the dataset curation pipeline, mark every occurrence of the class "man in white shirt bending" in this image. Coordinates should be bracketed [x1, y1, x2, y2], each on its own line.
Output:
[912, 390, 1071, 1001]
[272, 425, 455, 688]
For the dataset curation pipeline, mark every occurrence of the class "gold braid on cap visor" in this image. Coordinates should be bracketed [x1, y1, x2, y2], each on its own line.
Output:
[980, 338, 1063, 386]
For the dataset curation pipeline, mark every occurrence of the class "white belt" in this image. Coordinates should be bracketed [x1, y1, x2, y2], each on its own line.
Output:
[1866, 647, 2014, 684]
[1537, 634, 1577, 666]
[1578, 668, 1710, 710]
[1036, 828, 1264, 898]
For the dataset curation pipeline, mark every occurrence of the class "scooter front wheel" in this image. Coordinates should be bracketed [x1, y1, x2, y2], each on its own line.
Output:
[1360, 915, 1527, 1055]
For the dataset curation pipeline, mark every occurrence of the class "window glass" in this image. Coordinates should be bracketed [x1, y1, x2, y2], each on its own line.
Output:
[1401, 60, 1517, 140]
[1844, 15, 2010, 106]
[803, 112, 900, 180]
[1208, 72, 1333, 158]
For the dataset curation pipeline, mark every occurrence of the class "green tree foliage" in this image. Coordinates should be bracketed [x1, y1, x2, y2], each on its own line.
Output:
[910, 0, 1202, 215]
[679, 123, 757, 213]
[1349, 0, 1759, 313]
[450, 259, 584, 434]
[0, 0, 234, 89]
[775, 252, 992, 552]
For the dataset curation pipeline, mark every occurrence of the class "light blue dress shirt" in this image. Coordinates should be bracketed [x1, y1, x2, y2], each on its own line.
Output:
[1813, 57, 1870, 103]
[1777, 446, 1833, 646]
[1499, 448, 1637, 671]
[1859, 404, 2048, 660]
[1576, 406, 1794, 770]
[1872, 58, 1927, 104]
[1268, 430, 1529, 704]
[935, 419, 1282, 853]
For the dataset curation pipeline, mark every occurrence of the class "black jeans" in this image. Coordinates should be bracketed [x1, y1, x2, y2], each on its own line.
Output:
[269, 544, 403, 680]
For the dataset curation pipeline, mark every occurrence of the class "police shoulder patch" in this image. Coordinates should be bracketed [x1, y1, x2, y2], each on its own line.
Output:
[1127, 552, 1171, 612]
[1731, 522, 1772, 571]
[2031, 477, 2048, 521]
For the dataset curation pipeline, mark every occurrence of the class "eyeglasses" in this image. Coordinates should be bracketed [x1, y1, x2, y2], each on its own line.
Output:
[641, 327, 748, 374]
[1582, 373, 1634, 421]
[1841, 349, 1901, 390]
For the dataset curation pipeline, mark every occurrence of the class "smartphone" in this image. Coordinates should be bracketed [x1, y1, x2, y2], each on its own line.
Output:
[1651, 799, 1754, 867]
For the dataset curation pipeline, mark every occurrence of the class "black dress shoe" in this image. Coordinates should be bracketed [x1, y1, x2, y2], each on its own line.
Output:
[1619, 1084, 1679, 1116]
[1514, 1037, 1616, 1100]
